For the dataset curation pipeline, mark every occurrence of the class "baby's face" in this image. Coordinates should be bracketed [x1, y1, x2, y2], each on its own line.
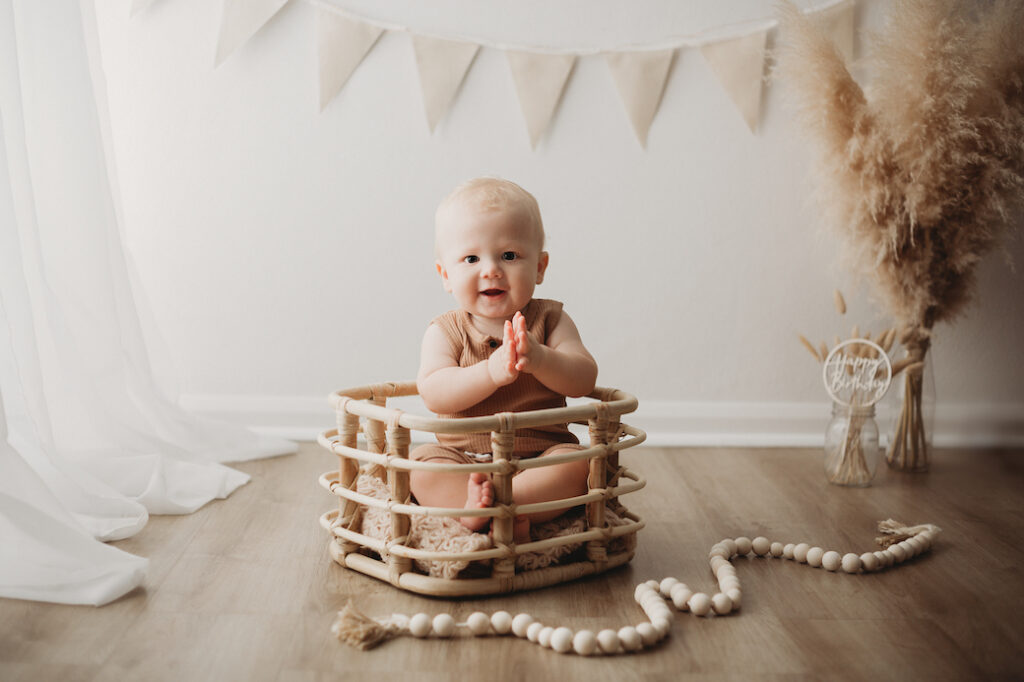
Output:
[435, 200, 548, 326]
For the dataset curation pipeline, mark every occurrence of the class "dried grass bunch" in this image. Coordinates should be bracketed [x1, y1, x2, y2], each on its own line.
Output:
[776, 0, 1024, 471]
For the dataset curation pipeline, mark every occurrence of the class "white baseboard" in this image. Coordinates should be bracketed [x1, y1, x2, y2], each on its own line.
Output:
[179, 395, 1024, 448]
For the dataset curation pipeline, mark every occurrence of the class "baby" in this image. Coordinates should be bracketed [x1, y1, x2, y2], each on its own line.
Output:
[410, 177, 598, 542]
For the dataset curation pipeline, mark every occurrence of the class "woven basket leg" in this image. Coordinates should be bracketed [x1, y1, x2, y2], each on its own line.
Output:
[491, 427, 515, 591]
[586, 411, 610, 566]
[386, 422, 412, 585]
[336, 409, 361, 556]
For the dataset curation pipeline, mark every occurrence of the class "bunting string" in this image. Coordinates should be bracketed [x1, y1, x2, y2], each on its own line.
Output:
[138, 0, 858, 146]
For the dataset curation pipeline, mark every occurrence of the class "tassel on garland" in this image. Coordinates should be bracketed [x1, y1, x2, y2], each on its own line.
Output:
[875, 518, 942, 549]
[331, 601, 406, 650]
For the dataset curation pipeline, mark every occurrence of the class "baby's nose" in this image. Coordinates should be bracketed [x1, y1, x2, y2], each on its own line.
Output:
[480, 259, 503, 277]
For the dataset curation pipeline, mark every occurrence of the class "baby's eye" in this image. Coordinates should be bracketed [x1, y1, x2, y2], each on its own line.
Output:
[464, 255, 479, 264]
[501, 251, 517, 261]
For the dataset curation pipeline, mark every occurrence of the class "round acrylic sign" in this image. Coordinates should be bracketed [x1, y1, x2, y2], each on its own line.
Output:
[822, 339, 893, 408]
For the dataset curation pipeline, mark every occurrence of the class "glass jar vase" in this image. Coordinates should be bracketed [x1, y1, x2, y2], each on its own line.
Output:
[824, 402, 880, 487]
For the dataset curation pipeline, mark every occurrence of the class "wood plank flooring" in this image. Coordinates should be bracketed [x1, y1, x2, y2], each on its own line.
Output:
[2, 443, 1022, 681]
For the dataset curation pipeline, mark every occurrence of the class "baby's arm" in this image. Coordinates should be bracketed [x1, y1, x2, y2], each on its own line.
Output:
[513, 310, 598, 398]
[417, 321, 520, 414]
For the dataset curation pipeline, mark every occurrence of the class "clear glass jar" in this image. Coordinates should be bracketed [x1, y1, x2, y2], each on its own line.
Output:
[824, 402, 880, 487]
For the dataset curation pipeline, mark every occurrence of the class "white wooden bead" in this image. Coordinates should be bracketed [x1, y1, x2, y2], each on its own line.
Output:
[752, 537, 771, 556]
[432, 614, 456, 638]
[711, 593, 733, 615]
[726, 588, 742, 608]
[466, 612, 490, 635]
[636, 622, 659, 646]
[572, 630, 597, 656]
[659, 577, 680, 597]
[618, 626, 642, 652]
[907, 537, 925, 555]
[526, 622, 544, 642]
[821, 550, 842, 571]
[709, 544, 730, 559]
[652, 616, 672, 637]
[550, 627, 573, 653]
[874, 550, 890, 568]
[889, 544, 907, 563]
[597, 629, 620, 654]
[491, 611, 513, 635]
[408, 613, 431, 638]
[842, 553, 862, 573]
[645, 579, 661, 591]
[770, 542, 785, 557]
[538, 626, 554, 648]
[735, 537, 753, 556]
[634, 583, 653, 603]
[859, 552, 879, 572]
[722, 539, 738, 557]
[688, 592, 712, 616]
[719, 577, 741, 592]
[710, 556, 729, 573]
[783, 543, 796, 559]
[794, 543, 810, 563]
[511, 613, 534, 637]
[670, 584, 693, 610]
[806, 546, 825, 567]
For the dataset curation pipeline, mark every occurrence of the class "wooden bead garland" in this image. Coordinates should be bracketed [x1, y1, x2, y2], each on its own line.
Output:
[331, 519, 941, 653]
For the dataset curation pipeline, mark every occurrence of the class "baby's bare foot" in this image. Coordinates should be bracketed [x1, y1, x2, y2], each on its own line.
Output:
[459, 473, 493, 532]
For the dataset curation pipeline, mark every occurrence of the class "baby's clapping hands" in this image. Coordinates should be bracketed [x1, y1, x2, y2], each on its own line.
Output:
[486, 311, 544, 387]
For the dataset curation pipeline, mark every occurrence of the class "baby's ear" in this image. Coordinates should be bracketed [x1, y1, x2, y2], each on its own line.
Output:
[535, 251, 549, 284]
[436, 260, 452, 292]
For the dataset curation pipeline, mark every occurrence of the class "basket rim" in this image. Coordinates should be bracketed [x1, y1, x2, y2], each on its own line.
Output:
[328, 382, 639, 435]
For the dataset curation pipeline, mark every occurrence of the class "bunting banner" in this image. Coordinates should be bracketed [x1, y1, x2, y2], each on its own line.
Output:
[819, 1, 855, 62]
[146, 0, 857, 146]
[700, 30, 768, 134]
[506, 51, 577, 149]
[214, 0, 290, 67]
[411, 35, 480, 132]
[317, 9, 384, 111]
[605, 49, 675, 147]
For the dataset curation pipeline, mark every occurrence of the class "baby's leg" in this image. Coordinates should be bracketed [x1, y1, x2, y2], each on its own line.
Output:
[409, 445, 493, 532]
[511, 444, 589, 541]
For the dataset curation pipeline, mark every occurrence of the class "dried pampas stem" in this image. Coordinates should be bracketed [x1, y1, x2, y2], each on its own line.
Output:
[834, 289, 847, 315]
[799, 334, 822, 362]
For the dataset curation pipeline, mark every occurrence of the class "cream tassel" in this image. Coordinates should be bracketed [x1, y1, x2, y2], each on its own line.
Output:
[331, 601, 407, 650]
[874, 518, 942, 548]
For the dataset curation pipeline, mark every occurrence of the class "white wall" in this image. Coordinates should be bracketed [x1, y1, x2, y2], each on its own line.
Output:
[92, 0, 1024, 445]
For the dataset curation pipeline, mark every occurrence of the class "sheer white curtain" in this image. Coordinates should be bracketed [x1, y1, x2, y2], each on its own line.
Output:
[0, 0, 296, 606]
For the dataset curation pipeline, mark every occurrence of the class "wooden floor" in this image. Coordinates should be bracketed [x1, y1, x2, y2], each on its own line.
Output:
[2, 443, 1023, 681]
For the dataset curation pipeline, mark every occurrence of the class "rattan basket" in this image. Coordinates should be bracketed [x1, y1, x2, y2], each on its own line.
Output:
[317, 381, 646, 596]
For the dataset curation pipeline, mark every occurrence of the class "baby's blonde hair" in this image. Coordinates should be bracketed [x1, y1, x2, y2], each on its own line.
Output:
[435, 177, 545, 250]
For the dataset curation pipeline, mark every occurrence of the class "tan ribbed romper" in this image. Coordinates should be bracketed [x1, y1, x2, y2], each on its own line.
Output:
[412, 298, 583, 463]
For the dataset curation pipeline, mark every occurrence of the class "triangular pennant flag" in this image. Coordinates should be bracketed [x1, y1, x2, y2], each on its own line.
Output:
[818, 1, 855, 62]
[506, 51, 576, 148]
[605, 49, 675, 147]
[411, 35, 480, 133]
[317, 10, 385, 112]
[700, 29, 768, 133]
[214, 0, 290, 67]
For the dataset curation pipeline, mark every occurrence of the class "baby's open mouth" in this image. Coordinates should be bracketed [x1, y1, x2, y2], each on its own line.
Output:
[480, 289, 505, 297]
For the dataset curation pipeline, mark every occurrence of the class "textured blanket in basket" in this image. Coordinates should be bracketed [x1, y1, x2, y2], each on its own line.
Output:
[355, 473, 634, 579]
